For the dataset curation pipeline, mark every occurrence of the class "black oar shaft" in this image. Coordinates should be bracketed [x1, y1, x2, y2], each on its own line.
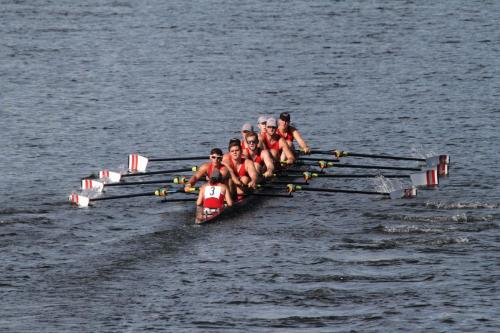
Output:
[91, 192, 156, 201]
[106, 179, 176, 186]
[311, 174, 409, 178]
[161, 198, 197, 203]
[122, 168, 194, 178]
[329, 163, 420, 171]
[298, 187, 389, 196]
[299, 157, 339, 162]
[310, 150, 425, 162]
[149, 156, 206, 162]
[344, 152, 425, 162]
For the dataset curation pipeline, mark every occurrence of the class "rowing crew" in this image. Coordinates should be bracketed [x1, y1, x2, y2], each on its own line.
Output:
[187, 113, 310, 213]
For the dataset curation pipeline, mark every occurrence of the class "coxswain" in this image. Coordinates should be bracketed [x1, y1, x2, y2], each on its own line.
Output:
[185, 148, 229, 192]
[196, 167, 232, 222]
[242, 131, 275, 178]
[223, 138, 259, 200]
[261, 117, 296, 165]
[276, 112, 311, 154]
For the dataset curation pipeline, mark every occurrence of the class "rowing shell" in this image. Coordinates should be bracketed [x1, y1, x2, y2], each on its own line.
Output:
[194, 166, 299, 224]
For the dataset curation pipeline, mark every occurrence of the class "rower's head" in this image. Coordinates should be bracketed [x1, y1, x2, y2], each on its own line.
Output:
[245, 132, 259, 151]
[228, 138, 242, 159]
[241, 123, 254, 137]
[208, 167, 222, 184]
[209, 148, 223, 165]
[266, 117, 277, 135]
[278, 112, 291, 129]
[257, 115, 267, 132]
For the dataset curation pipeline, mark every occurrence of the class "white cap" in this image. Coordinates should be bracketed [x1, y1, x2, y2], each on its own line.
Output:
[266, 117, 277, 127]
[241, 123, 253, 132]
[257, 115, 268, 124]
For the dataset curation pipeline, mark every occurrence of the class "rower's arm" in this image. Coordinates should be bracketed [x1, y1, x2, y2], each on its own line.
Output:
[187, 163, 207, 187]
[224, 185, 233, 207]
[280, 138, 296, 164]
[196, 185, 205, 206]
[292, 129, 310, 153]
[246, 160, 259, 187]
[261, 150, 275, 177]
[222, 160, 241, 186]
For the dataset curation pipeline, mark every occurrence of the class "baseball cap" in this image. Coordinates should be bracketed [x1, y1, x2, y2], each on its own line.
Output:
[279, 112, 291, 122]
[241, 123, 254, 132]
[266, 117, 277, 127]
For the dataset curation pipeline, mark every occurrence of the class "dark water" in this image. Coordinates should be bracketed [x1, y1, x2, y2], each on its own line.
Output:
[1, 0, 499, 332]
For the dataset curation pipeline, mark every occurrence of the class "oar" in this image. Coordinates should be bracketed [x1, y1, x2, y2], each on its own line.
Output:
[81, 174, 195, 193]
[69, 187, 197, 208]
[284, 184, 417, 199]
[306, 149, 450, 166]
[299, 157, 340, 163]
[149, 156, 207, 162]
[122, 166, 197, 178]
[299, 160, 422, 171]
[307, 149, 425, 161]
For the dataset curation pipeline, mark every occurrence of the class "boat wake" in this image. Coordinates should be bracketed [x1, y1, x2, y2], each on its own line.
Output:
[423, 201, 500, 209]
[364, 212, 497, 223]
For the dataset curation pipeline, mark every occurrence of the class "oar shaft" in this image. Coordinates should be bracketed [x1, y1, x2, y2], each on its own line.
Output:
[106, 179, 176, 186]
[91, 192, 156, 201]
[310, 150, 425, 162]
[149, 156, 206, 162]
[299, 157, 339, 162]
[344, 152, 425, 162]
[298, 187, 389, 196]
[329, 163, 420, 171]
[311, 174, 409, 178]
[122, 168, 194, 177]
[161, 198, 197, 203]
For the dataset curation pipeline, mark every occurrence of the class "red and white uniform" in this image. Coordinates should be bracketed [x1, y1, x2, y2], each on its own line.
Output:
[206, 164, 226, 181]
[203, 185, 225, 209]
[262, 133, 280, 151]
[276, 128, 294, 142]
[229, 158, 247, 178]
[245, 147, 264, 165]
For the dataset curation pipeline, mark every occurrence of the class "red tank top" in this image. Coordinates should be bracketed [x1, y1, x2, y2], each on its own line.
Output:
[263, 133, 280, 151]
[203, 184, 225, 209]
[229, 158, 247, 178]
[245, 147, 263, 165]
[206, 164, 225, 180]
[276, 128, 294, 142]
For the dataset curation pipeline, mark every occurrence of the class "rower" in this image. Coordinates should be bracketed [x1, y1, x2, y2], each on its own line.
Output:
[196, 167, 233, 221]
[240, 123, 254, 151]
[261, 117, 296, 165]
[242, 131, 275, 178]
[185, 148, 229, 192]
[276, 112, 311, 154]
[257, 115, 268, 135]
[223, 138, 259, 200]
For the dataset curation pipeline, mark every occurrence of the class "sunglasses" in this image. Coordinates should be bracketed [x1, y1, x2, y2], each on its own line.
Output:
[247, 140, 257, 144]
[267, 126, 277, 129]
[260, 122, 266, 125]
[210, 155, 222, 160]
